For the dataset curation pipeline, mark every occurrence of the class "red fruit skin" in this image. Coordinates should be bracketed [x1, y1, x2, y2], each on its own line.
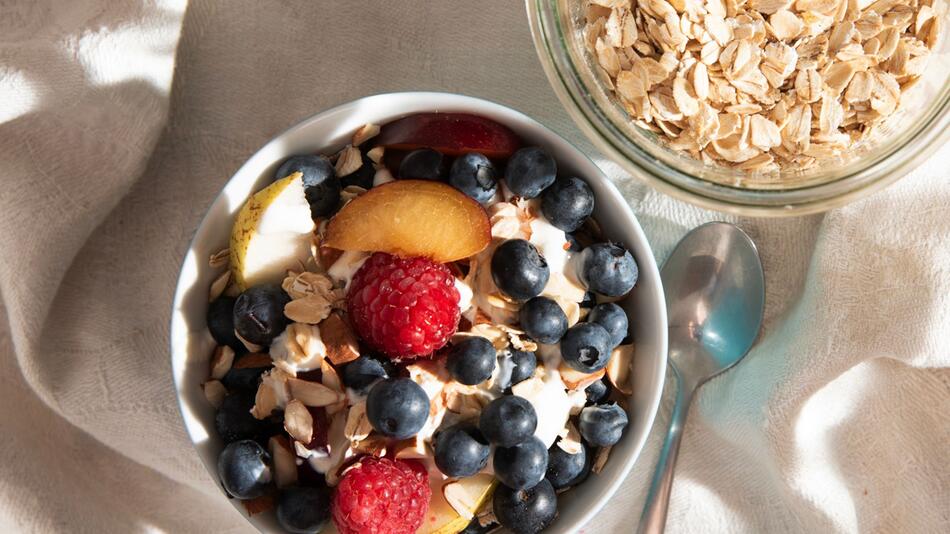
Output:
[332, 457, 432, 534]
[347, 253, 460, 360]
[376, 113, 522, 159]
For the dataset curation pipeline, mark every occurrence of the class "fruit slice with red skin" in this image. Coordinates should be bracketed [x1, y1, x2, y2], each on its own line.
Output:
[376, 113, 521, 159]
[324, 180, 491, 263]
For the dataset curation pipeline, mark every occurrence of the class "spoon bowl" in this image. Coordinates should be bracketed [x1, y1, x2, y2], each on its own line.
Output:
[638, 222, 765, 534]
[663, 223, 765, 388]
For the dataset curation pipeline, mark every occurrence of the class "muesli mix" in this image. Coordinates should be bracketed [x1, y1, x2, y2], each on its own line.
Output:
[203, 113, 639, 534]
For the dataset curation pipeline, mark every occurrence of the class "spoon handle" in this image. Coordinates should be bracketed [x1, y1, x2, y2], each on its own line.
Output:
[637, 375, 695, 534]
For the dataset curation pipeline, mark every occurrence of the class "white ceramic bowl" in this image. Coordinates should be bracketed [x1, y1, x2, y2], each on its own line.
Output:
[170, 92, 668, 533]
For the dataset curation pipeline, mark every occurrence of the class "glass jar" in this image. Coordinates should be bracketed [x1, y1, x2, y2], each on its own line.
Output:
[527, 0, 950, 216]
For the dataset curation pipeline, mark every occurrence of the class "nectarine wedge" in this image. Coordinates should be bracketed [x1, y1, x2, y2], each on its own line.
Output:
[376, 113, 521, 159]
[323, 180, 490, 262]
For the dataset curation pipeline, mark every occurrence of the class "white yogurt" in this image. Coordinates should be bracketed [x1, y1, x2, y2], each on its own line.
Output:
[269, 324, 326, 375]
[514, 368, 573, 447]
[327, 250, 369, 290]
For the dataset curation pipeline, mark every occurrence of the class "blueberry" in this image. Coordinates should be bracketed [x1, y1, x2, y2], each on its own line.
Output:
[446, 337, 497, 386]
[560, 323, 612, 373]
[399, 148, 447, 181]
[207, 297, 246, 353]
[215, 392, 275, 443]
[491, 239, 550, 301]
[546, 442, 591, 489]
[341, 356, 389, 393]
[479, 395, 537, 447]
[505, 147, 557, 199]
[233, 285, 291, 346]
[585, 378, 611, 404]
[217, 440, 271, 499]
[339, 152, 375, 189]
[581, 243, 638, 297]
[519, 296, 568, 344]
[434, 424, 491, 478]
[449, 152, 497, 203]
[541, 177, 594, 232]
[588, 302, 628, 348]
[579, 403, 629, 447]
[221, 353, 271, 391]
[493, 479, 557, 534]
[566, 233, 582, 252]
[366, 378, 430, 439]
[277, 485, 332, 534]
[509, 350, 537, 386]
[275, 155, 341, 219]
[493, 436, 549, 490]
[580, 290, 595, 310]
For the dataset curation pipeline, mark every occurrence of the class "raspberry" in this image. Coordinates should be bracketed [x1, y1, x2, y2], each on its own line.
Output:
[347, 253, 460, 359]
[332, 457, 431, 534]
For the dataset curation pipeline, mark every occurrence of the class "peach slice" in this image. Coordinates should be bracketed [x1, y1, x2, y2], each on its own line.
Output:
[323, 180, 491, 262]
[376, 113, 521, 159]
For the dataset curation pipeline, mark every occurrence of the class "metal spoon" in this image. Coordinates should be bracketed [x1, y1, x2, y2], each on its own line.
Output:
[637, 222, 765, 534]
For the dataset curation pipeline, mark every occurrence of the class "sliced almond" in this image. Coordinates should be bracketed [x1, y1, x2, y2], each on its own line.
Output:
[209, 247, 230, 268]
[251, 374, 282, 420]
[606, 344, 635, 395]
[202, 380, 227, 408]
[320, 313, 360, 365]
[366, 146, 385, 164]
[557, 421, 583, 455]
[351, 123, 380, 146]
[209, 270, 231, 302]
[592, 446, 612, 474]
[209, 345, 235, 380]
[344, 402, 372, 443]
[284, 399, 314, 444]
[268, 435, 298, 488]
[442, 474, 496, 520]
[334, 145, 363, 177]
[322, 411, 351, 486]
[558, 363, 606, 390]
[288, 377, 344, 407]
[321, 359, 347, 415]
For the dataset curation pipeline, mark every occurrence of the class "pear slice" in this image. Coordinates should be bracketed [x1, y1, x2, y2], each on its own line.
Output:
[230, 172, 315, 290]
[323, 180, 491, 263]
[419, 475, 497, 534]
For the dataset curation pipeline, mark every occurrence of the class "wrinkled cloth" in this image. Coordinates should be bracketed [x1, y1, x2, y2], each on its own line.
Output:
[0, 1, 948, 533]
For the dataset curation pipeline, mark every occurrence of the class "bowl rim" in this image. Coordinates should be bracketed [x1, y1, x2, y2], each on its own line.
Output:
[169, 90, 668, 533]
[526, 0, 950, 217]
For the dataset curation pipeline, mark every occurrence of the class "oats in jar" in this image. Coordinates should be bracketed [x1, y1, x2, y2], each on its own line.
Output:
[584, 0, 943, 171]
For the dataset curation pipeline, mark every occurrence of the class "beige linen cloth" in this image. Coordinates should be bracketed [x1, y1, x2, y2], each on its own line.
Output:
[0, 1, 948, 532]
